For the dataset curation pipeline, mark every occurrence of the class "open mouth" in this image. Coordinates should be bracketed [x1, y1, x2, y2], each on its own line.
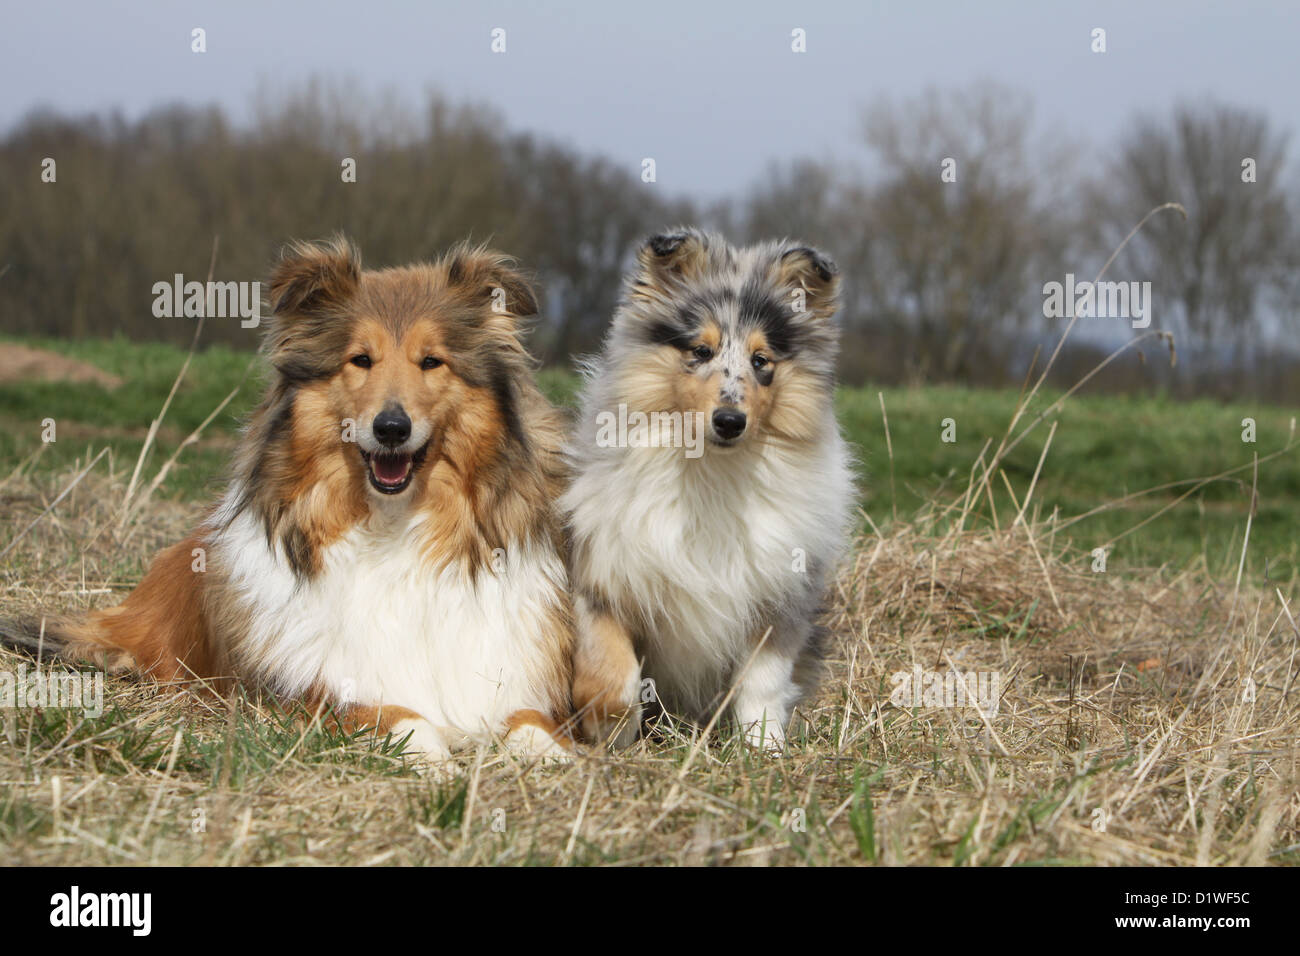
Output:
[359, 443, 429, 495]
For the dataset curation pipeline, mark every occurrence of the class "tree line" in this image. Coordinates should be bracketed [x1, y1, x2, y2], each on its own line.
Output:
[1, 81, 1296, 400]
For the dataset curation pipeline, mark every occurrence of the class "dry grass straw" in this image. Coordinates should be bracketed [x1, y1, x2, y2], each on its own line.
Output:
[1, 454, 1294, 866]
[0, 207, 1295, 865]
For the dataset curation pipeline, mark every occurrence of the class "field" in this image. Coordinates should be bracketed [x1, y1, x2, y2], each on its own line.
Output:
[1, 335, 1297, 865]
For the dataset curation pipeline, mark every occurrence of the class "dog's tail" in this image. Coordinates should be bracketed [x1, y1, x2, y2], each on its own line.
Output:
[0, 613, 135, 673]
[1, 534, 222, 683]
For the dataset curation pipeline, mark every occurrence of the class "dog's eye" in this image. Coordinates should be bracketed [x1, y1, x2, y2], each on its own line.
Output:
[421, 356, 443, 370]
[350, 355, 372, 369]
[692, 345, 714, 361]
[751, 354, 770, 371]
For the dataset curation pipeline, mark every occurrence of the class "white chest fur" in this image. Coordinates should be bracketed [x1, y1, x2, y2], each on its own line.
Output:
[565, 425, 853, 709]
[208, 497, 566, 746]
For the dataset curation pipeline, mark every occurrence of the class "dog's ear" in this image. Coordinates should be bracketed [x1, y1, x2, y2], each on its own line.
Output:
[775, 244, 840, 321]
[634, 229, 710, 291]
[263, 237, 360, 383]
[269, 236, 361, 319]
[445, 246, 539, 318]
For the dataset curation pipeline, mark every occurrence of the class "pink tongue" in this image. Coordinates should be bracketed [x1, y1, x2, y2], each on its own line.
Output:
[372, 455, 411, 484]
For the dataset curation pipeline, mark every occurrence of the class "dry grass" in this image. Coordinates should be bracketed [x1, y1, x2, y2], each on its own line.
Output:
[1, 442, 1296, 866]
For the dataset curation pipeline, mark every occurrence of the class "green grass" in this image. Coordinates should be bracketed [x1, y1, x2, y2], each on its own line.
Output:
[3, 334, 1296, 866]
[0, 335, 265, 502]
[840, 384, 1299, 579]
[3, 334, 1296, 577]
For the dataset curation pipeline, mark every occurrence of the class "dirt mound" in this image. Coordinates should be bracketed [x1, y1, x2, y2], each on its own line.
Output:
[0, 343, 123, 389]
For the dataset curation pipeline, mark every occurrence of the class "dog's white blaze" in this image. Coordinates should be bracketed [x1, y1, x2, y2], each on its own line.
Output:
[209, 489, 566, 750]
[564, 408, 853, 719]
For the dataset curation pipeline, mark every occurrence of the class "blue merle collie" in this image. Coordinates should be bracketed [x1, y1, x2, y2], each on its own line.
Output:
[561, 228, 856, 750]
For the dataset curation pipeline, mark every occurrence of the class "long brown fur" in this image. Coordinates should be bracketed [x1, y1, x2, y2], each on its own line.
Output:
[3, 237, 575, 753]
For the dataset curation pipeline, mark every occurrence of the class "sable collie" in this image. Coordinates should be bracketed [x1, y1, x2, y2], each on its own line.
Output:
[562, 228, 855, 750]
[2, 238, 575, 766]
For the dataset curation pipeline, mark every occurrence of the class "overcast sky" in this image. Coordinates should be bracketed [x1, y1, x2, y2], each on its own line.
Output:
[3, 0, 1295, 199]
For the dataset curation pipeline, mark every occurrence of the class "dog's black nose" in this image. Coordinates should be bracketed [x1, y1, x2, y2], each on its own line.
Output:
[712, 408, 747, 440]
[372, 407, 411, 447]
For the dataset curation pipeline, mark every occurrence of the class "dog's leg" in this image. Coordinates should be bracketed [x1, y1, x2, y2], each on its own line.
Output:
[385, 715, 455, 766]
[732, 621, 809, 752]
[316, 698, 455, 773]
[503, 709, 575, 762]
[571, 597, 642, 748]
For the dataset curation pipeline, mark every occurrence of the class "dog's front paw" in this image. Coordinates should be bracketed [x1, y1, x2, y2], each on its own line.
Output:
[740, 716, 787, 754]
[503, 709, 577, 765]
[390, 717, 459, 777]
[581, 701, 642, 750]
[504, 724, 573, 765]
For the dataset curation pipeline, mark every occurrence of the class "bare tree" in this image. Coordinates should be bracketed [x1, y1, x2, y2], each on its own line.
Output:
[0, 85, 691, 357]
[1088, 102, 1293, 357]
[854, 84, 1073, 381]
